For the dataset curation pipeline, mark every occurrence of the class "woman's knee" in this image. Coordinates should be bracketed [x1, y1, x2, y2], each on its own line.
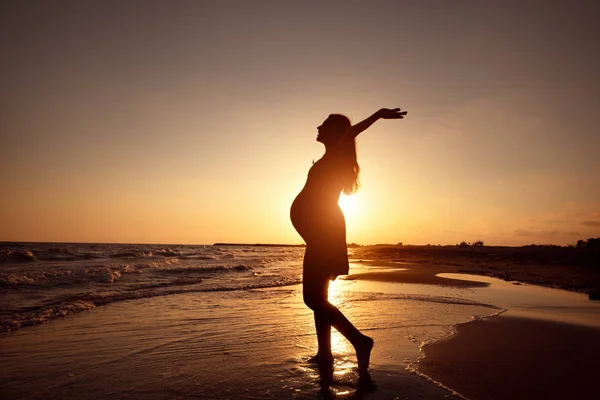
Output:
[303, 292, 326, 311]
[302, 271, 329, 308]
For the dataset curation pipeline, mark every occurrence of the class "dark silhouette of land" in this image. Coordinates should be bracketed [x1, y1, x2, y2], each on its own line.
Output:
[351, 242, 600, 299]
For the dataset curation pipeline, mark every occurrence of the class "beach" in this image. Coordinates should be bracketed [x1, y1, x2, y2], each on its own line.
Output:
[418, 316, 600, 400]
[1, 243, 599, 399]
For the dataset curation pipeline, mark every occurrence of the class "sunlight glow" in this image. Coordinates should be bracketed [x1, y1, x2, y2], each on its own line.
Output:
[328, 278, 343, 306]
[338, 194, 358, 220]
[327, 279, 353, 356]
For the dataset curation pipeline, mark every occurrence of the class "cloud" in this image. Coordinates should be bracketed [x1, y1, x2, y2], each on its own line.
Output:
[515, 228, 534, 236]
[515, 228, 580, 238]
[581, 220, 600, 227]
[539, 230, 560, 238]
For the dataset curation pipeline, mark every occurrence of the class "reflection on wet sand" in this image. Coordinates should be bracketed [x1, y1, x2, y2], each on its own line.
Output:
[344, 267, 490, 288]
[342, 264, 600, 329]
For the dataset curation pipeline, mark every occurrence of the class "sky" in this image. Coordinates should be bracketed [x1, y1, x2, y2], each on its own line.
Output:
[1, 0, 599, 246]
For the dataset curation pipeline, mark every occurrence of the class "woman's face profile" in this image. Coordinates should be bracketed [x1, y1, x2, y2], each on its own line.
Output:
[316, 117, 344, 145]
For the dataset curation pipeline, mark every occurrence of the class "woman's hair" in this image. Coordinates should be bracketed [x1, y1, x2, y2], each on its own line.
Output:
[328, 114, 360, 195]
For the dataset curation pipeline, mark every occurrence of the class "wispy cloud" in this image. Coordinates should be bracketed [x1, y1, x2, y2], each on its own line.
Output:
[515, 228, 534, 236]
[581, 220, 600, 227]
[514, 228, 580, 238]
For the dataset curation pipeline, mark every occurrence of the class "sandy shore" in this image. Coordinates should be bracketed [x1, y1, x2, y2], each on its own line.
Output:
[417, 316, 600, 400]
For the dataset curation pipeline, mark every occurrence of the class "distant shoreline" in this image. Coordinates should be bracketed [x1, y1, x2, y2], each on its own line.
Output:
[212, 243, 305, 247]
[1, 241, 596, 249]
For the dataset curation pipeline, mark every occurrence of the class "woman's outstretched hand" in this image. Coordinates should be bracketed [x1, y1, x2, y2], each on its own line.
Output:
[377, 108, 407, 119]
[344, 108, 408, 139]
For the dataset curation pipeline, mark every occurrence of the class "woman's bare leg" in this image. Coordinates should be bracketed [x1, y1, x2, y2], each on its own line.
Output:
[306, 274, 333, 364]
[316, 303, 373, 374]
[304, 274, 373, 374]
[311, 313, 333, 364]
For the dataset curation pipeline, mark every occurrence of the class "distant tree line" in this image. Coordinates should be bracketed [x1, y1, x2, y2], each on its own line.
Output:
[350, 238, 599, 249]
[457, 241, 484, 247]
[575, 238, 600, 249]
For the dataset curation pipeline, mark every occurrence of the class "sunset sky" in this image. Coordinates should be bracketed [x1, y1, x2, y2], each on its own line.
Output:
[1, 1, 599, 246]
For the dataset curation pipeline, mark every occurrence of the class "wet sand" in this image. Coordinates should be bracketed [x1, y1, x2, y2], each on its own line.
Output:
[344, 261, 489, 288]
[0, 283, 466, 400]
[351, 245, 600, 297]
[417, 316, 600, 400]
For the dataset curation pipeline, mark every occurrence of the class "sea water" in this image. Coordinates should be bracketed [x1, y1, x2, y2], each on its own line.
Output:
[0, 243, 306, 332]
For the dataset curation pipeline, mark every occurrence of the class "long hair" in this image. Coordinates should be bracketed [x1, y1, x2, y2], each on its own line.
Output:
[328, 114, 360, 195]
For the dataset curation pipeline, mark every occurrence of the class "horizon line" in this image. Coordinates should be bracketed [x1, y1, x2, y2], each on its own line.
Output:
[0, 240, 588, 248]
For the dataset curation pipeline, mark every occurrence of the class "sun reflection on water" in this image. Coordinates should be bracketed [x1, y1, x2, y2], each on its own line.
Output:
[328, 278, 343, 306]
[328, 278, 354, 366]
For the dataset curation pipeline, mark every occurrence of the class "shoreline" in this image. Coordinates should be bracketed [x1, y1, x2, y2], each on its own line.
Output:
[349, 253, 600, 299]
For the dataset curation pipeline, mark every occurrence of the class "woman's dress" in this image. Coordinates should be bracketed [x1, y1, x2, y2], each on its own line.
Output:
[290, 155, 349, 279]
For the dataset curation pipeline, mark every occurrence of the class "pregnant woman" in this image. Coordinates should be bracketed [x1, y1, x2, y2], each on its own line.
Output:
[290, 108, 407, 383]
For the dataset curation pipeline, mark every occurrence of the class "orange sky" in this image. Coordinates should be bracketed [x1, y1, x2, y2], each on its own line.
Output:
[1, 1, 599, 246]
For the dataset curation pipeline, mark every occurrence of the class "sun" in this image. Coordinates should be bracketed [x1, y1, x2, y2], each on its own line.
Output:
[338, 194, 358, 218]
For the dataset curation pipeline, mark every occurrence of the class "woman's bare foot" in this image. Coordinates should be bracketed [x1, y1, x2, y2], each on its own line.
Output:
[356, 335, 374, 374]
[308, 352, 334, 366]
[357, 371, 377, 392]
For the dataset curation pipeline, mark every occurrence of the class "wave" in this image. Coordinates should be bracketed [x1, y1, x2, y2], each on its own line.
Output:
[0, 259, 255, 288]
[0, 258, 183, 287]
[160, 265, 253, 274]
[0, 277, 302, 333]
[110, 251, 154, 258]
[0, 247, 110, 263]
[0, 244, 288, 265]
[0, 250, 38, 263]
[0, 243, 305, 333]
[109, 248, 183, 258]
[1, 250, 244, 263]
[0, 265, 127, 286]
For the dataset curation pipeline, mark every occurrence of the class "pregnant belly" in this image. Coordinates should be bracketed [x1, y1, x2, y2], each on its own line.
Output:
[290, 194, 345, 244]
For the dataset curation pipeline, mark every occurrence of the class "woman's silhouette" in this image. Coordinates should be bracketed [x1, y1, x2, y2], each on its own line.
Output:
[290, 108, 407, 383]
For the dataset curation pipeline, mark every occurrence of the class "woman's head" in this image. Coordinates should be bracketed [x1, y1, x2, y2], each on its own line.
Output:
[316, 114, 360, 194]
[317, 114, 351, 146]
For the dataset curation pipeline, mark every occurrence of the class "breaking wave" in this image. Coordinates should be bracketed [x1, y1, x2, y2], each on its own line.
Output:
[0, 243, 305, 332]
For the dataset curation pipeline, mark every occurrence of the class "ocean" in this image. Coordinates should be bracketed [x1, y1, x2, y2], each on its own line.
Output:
[0, 242, 306, 332]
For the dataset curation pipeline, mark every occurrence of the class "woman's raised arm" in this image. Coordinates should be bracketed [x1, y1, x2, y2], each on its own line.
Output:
[343, 108, 407, 141]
